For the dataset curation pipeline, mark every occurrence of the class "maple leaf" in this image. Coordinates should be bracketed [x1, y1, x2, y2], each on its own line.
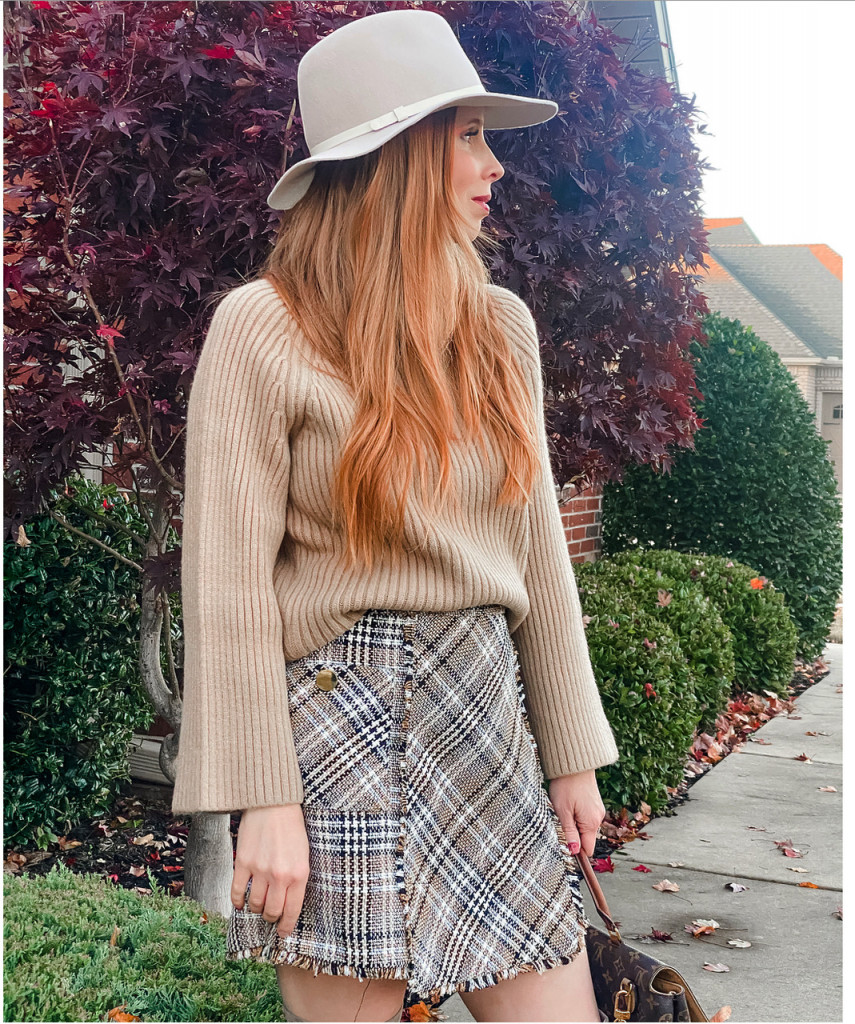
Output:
[632, 864, 652, 872]
[798, 882, 819, 888]
[652, 879, 680, 892]
[794, 753, 812, 762]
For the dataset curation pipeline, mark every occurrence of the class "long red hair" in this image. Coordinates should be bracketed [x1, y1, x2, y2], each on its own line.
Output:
[252, 106, 540, 571]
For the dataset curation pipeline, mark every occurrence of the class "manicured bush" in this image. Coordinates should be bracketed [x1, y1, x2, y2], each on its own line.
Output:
[606, 549, 797, 696]
[574, 565, 699, 813]
[3, 863, 285, 1022]
[580, 558, 734, 732]
[602, 313, 842, 659]
[4, 477, 157, 850]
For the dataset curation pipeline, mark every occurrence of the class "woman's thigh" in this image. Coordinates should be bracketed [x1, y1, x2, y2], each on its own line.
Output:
[275, 964, 407, 1022]
[458, 945, 601, 1023]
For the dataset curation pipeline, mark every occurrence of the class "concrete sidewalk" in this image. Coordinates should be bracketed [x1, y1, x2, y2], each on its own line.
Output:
[441, 643, 843, 1022]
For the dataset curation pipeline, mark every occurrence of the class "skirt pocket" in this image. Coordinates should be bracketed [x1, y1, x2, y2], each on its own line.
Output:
[286, 657, 402, 813]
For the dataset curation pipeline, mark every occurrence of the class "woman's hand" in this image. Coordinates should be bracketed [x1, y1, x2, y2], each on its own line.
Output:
[548, 769, 606, 858]
[231, 804, 311, 939]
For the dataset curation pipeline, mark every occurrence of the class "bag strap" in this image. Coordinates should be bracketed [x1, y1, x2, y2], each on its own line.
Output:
[574, 851, 623, 943]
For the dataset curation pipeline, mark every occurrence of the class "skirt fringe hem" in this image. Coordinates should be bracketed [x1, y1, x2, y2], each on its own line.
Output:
[225, 928, 588, 1006]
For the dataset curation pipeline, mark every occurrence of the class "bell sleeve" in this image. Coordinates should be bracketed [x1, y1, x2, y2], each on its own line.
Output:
[499, 288, 620, 778]
[171, 286, 305, 813]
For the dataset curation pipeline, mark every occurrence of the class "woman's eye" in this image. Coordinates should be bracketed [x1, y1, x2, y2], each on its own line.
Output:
[465, 129, 479, 140]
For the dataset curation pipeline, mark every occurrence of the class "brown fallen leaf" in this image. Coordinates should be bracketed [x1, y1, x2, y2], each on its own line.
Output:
[833, 906, 842, 920]
[749, 737, 772, 745]
[652, 879, 680, 892]
[710, 1006, 733, 1022]
[107, 1008, 141, 1022]
[686, 918, 720, 936]
[407, 1001, 436, 1022]
[798, 882, 820, 888]
[805, 730, 830, 736]
[794, 752, 812, 762]
[109, 925, 120, 947]
[703, 962, 731, 972]
[818, 786, 837, 792]
[789, 867, 809, 872]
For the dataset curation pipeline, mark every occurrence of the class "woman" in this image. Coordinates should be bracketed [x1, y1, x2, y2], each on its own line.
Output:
[172, 9, 619, 1023]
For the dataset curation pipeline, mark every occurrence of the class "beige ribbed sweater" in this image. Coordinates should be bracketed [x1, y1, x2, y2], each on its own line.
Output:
[171, 278, 619, 814]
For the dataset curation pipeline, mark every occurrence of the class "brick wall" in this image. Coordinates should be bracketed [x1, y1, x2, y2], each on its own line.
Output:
[559, 482, 603, 563]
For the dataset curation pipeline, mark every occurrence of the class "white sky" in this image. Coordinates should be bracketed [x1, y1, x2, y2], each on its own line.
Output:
[666, 0, 851, 260]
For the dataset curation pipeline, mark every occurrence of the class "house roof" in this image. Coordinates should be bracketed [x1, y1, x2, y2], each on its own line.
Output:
[700, 219, 843, 361]
[704, 218, 760, 245]
[700, 254, 816, 360]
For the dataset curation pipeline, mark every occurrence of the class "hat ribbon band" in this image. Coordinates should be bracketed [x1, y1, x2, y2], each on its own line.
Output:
[311, 85, 488, 156]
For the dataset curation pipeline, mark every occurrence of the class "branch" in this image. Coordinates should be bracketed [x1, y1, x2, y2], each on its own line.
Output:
[47, 509, 143, 572]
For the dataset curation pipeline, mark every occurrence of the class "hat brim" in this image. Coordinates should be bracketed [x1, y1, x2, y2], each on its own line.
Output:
[266, 90, 558, 210]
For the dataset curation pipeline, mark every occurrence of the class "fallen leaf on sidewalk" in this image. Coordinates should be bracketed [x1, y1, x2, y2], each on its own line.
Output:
[794, 753, 812, 762]
[805, 730, 829, 736]
[798, 882, 819, 888]
[686, 918, 720, 936]
[590, 857, 614, 873]
[709, 1006, 732, 1021]
[703, 962, 731, 972]
[787, 715, 802, 720]
[833, 906, 842, 919]
[749, 736, 772, 744]
[774, 838, 803, 858]
[668, 860, 685, 867]
[817, 786, 837, 792]
[788, 867, 809, 872]
[746, 825, 768, 831]
[652, 879, 680, 892]
[725, 882, 749, 892]
[727, 939, 751, 948]
[632, 864, 652, 872]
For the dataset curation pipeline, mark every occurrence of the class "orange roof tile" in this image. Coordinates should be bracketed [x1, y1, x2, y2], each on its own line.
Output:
[808, 244, 842, 281]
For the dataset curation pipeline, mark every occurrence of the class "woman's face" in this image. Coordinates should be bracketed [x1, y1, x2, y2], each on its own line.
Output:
[451, 106, 504, 241]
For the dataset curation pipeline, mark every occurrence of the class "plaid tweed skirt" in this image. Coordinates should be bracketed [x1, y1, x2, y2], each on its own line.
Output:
[226, 604, 590, 1006]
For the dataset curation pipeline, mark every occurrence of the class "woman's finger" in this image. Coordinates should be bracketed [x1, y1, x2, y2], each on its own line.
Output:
[277, 872, 309, 938]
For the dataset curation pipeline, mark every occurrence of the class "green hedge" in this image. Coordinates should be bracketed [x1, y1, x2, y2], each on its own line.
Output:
[602, 313, 842, 660]
[3, 864, 285, 1022]
[4, 477, 166, 849]
[576, 549, 798, 812]
[605, 549, 797, 696]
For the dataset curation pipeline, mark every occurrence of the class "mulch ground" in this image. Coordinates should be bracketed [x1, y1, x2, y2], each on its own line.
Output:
[2, 653, 831, 1019]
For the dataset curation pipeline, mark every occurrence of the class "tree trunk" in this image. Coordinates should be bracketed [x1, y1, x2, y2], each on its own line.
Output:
[183, 811, 236, 920]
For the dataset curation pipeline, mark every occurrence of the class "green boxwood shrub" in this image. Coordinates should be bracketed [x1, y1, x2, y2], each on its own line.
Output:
[602, 312, 842, 659]
[3, 863, 286, 1022]
[606, 549, 797, 696]
[574, 564, 699, 813]
[579, 558, 734, 732]
[4, 476, 162, 850]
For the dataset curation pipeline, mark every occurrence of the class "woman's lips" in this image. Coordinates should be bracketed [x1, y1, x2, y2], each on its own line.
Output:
[472, 198, 490, 214]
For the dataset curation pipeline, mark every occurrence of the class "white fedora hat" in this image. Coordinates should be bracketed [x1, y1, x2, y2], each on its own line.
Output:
[266, 8, 558, 210]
